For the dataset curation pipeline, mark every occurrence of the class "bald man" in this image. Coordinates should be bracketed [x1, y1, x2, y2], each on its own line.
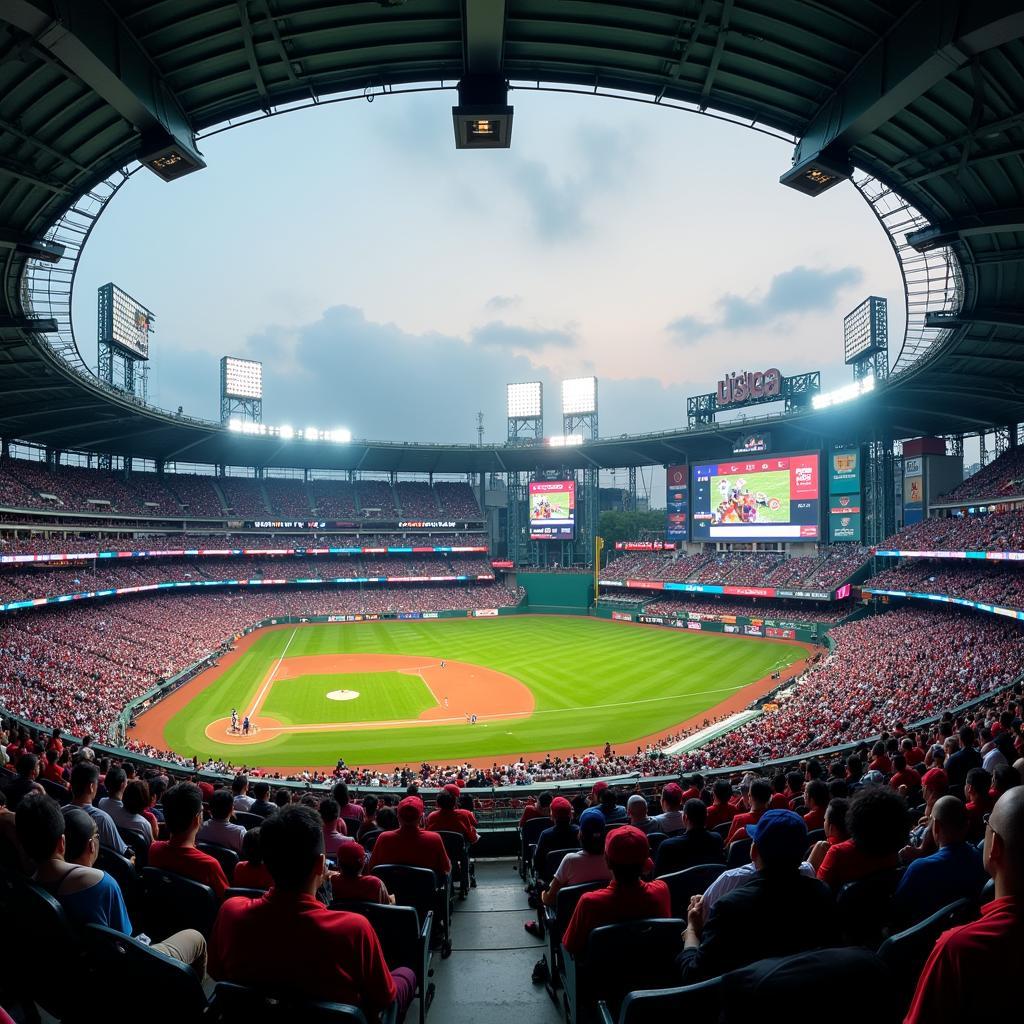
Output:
[892, 796, 987, 928]
[904, 786, 1024, 1023]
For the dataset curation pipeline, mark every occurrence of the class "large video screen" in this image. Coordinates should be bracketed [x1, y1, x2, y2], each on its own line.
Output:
[691, 453, 820, 541]
[529, 480, 575, 540]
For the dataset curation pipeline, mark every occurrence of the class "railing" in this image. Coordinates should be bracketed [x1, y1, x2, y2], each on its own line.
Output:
[852, 169, 964, 375]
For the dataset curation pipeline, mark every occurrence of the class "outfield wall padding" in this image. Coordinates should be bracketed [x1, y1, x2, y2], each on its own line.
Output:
[518, 571, 594, 613]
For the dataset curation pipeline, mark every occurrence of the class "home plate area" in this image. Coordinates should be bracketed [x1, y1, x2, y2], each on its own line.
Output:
[204, 652, 534, 745]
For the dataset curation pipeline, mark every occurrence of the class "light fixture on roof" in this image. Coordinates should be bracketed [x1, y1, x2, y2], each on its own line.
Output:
[138, 128, 207, 182]
[780, 146, 851, 197]
[452, 76, 513, 149]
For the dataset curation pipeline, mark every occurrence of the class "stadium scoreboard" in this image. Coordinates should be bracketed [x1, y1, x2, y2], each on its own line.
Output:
[529, 480, 575, 540]
[691, 452, 821, 541]
[98, 282, 153, 360]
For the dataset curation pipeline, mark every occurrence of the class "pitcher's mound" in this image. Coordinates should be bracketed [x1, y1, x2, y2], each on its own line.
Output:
[326, 689, 361, 701]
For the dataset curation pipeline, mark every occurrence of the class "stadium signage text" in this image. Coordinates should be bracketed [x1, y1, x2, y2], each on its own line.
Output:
[716, 368, 782, 407]
[614, 541, 677, 551]
[398, 520, 457, 529]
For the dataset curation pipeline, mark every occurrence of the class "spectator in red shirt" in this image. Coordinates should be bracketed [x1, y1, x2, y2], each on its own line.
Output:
[368, 797, 451, 877]
[331, 782, 365, 825]
[148, 782, 229, 899]
[768, 774, 791, 810]
[904, 785, 1024, 1024]
[888, 754, 921, 794]
[41, 749, 67, 789]
[802, 780, 828, 832]
[705, 781, 738, 831]
[331, 841, 394, 904]
[426, 789, 478, 845]
[210, 805, 415, 1020]
[233, 827, 273, 890]
[869, 741, 893, 775]
[817, 787, 907, 891]
[785, 771, 805, 810]
[725, 779, 771, 845]
[562, 825, 670, 957]
[902, 736, 926, 768]
[518, 792, 552, 828]
[964, 768, 992, 843]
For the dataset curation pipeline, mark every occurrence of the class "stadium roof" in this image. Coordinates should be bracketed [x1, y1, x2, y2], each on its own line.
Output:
[1, 1, 1022, 471]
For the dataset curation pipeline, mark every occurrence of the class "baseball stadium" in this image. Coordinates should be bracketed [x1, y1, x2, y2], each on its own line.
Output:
[1, 3, 1023, 1024]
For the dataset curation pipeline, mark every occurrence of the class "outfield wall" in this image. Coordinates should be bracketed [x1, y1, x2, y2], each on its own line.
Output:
[517, 571, 593, 613]
[594, 607, 824, 644]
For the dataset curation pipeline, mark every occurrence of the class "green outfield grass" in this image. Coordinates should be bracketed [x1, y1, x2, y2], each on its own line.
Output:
[161, 616, 803, 767]
[260, 671, 436, 726]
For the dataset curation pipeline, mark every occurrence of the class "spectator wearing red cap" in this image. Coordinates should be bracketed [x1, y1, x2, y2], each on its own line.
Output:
[653, 783, 686, 834]
[368, 797, 451, 877]
[904, 786, 1024, 1024]
[331, 842, 394, 905]
[533, 796, 580, 887]
[561, 826, 670, 957]
[902, 769, 950, 864]
[678, 810, 839, 982]
[426, 789, 478, 845]
[725, 778, 772, 846]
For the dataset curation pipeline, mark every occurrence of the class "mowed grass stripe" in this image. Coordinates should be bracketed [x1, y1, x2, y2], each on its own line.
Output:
[260, 671, 436, 726]
[163, 618, 801, 766]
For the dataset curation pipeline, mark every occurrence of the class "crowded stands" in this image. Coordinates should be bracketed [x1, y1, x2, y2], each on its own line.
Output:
[939, 445, 1024, 503]
[880, 509, 1024, 553]
[864, 561, 1024, 611]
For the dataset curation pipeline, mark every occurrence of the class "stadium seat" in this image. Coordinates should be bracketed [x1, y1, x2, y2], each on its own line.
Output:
[981, 877, 995, 903]
[360, 828, 383, 850]
[713, 822, 734, 841]
[140, 867, 219, 940]
[341, 815, 363, 836]
[97, 844, 141, 916]
[372, 864, 451, 956]
[542, 879, 607, 997]
[232, 811, 264, 829]
[562, 918, 684, 1024]
[543, 847, 577, 883]
[117, 826, 151, 867]
[38, 777, 69, 802]
[210, 981, 396, 1023]
[659, 864, 727, 916]
[805, 828, 826, 848]
[645, 832, 668, 856]
[725, 838, 752, 868]
[436, 830, 471, 897]
[84, 923, 209, 1022]
[224, 886, 267, 900]
[836, 869, 904, 948]
[197, 841, 239, 881]
[519, 817, 553, 879]
[597, 976, 724, 1024]
[877, 898, 978, 1012]
[329, 900, 433, 1024]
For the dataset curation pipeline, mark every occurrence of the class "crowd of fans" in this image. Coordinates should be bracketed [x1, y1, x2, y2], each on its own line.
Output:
[880, 509, 1024, 552]
[642, 596, 849, 624]
[0, 458, 483, 521]
[864, 560, 1024, 611]
[940, 445, 1024, 502]
[605, 546, 869, 590]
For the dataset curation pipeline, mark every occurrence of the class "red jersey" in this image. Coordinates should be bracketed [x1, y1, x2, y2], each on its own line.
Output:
[562, 879, 671, 956]
[725, 808, 765, 846]
[210, 890, 396, 1016]
[889, 769, 921, 791]
[233, 860, 274, 890]
[905, 897, 1023, 1024]
[368, 827, 451, 876]
[425, 808, 478, 844]
[705, 802, 737, 830]
[149, 839, 229, 898]
[769, 793, 791, 810]
[817, 839, 898, 890]
[802, 806, 825, 831]
[518, 805, 547, 828]
[41, 762, 67, 787]
[905, 747, 926, 767]
[331, 874, 391, 904]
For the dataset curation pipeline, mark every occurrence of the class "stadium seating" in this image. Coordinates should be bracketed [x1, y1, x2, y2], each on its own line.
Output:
[434, 482, 481, 518]
[864, 560, 1024, 610]
[880, 509, 1024, 553]
[396, 482, 440, 516]
[939, 446, 1024, 503]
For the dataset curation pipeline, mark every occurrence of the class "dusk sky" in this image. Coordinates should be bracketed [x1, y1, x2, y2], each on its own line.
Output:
[74, 87, 904, 496]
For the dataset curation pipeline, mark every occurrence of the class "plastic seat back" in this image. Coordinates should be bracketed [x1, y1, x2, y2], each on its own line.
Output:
[140, 866, 218, 939]
[197, 841, 239, 881]
[661, 863, 727, 918]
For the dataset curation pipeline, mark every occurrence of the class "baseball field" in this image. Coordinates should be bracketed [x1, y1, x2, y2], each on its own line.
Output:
[134, 616, 810, 770]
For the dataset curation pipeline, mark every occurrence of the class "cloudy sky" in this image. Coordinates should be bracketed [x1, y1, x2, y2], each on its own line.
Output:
[74, 88, 903, 487]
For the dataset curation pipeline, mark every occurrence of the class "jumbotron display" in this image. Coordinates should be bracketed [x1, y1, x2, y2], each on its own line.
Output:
[529, 480, 575, 540]
[692, 452, 821, 541]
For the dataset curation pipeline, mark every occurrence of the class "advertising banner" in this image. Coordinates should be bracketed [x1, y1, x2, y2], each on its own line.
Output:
[743, 624, 764, 636]
[829, 448, 861, 495]
[614, 541, 677, 551]
[766, 627, 796, 639]
[666, 464, 689, 542]
[724, 623, 739, 633]
[829, 492, 863, 542]
[626, 579, 666, 590]
[472, 608, 500, 617]
[611, 611, 633, 621]
[529, 480, 576, 540]
[687, 621, 702, 630]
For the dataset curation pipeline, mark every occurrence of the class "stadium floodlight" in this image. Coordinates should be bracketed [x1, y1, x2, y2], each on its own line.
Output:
[305, 427, 319, 440]
[549, 434, 584, 447]
[812, 375, 875, 410]
[507, 381, 542, 419]
[561, 376, 597, 416]
[329, 429, 352, 444]
[222, 357, 263, 399]
[779, 146, 851, 197]
[279, 424, 294, 440]
[452, 76, 513, 149]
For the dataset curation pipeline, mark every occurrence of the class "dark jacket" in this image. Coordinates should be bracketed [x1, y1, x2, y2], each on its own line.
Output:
[678, 871, 840, 982]
[654, 828, 725, 876]
[534, 822, 580, 879]
[249, 798, 277, 818]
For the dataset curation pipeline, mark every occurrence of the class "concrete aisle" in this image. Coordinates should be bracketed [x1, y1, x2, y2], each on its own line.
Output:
[427, 858, 564, 1024]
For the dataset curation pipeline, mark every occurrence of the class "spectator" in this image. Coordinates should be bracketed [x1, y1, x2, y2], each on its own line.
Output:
[40, 748, 67, 789]
[98, 766, 152, 843]
[532, 796, 580, 890]
[725, 778, 771, 845]
[197, 789, 247, 854]
[893, 796, 988, 927]
[357, 796, 380, 842]
[678, 810, 839, 982]
[4, 754, 41, 810]
[233, 827, 273, 890]
[654, 799, 725, 876]
[209, 805, 415, 1019]
[904, 786, 1024, 1022]
[319, 798, 351, 858]
[61, 761, 128, 856]
[123, 780, 158, 841]
[964, 768, 992, 842]
[705, 780, 738, 831]
[626, 794, 657, 834]
[148, 782, 229, 898]
[802, 780, 829, 831]
[597, 787, 627, 824]
[368, 797, 450, 877]
[248, 781, 276, 818]
[540, 808, 611, 910]
[562, 826, 670, 956]
[331, 842, 394, 905]
[653, 783, 685, 833]
[808, 798, 851, 874]
[426, 790, 478, 845]
[331, 782, 365, 824]
[946, 727, 982, 797]
[817, 788, 907, 890]
[231, 774, 254, 812]
[518, 792, 552, 828]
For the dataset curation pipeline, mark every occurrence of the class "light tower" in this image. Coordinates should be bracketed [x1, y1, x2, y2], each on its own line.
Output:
[220, 356, 263, 424]
[97, 283, 153, 401]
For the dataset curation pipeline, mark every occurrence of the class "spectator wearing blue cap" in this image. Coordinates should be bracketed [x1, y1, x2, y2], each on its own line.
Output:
[677, 809, 840, 982]
[540, 808, 611, 909]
